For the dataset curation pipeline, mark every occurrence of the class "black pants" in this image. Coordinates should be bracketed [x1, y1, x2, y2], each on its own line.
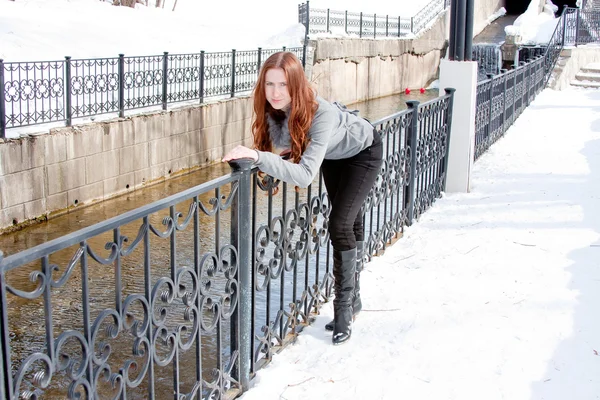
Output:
[321, 132, 383, 251]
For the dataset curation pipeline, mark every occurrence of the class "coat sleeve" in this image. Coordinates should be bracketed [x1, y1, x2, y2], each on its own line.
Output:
[255, 106, 337, 188]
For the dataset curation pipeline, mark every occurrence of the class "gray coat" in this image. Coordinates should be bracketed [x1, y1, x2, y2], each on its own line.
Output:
[255, 96, 375, 188]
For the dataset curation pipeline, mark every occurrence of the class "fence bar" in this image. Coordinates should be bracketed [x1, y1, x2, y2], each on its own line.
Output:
[386, 15, 389, 36]
[374, 14, 377, 38]
[441, 88, 455, 190]
[0, 254, 12, 399]
[0, 60, 5, 139]
[162, 52, 168, 110]
[345, 10, 348, 33]
[302, 44, 306, 68]
[406, 100, 420, 225]
[228, 159, 253, 391]
[487, 74, 494, 144]
[199, 50, 205, 104]
[65, 56, 72, 126]
[327, 9, 330, 32]
[359, 12, 363, 38]
[118, 54, 125, 117]
[576, 8, 580, 46]
[231, 49, 236, 98]
[305, 1, 311, 45]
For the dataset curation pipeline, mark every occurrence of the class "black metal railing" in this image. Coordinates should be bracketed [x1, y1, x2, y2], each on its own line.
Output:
[474, 56, 546, 161]
[0, 89, 454, 399]
[474, 5, 586, 161]
[298, 0, 449, 40]
[0, 46, 305, 138]
[565, 6, 600, 45]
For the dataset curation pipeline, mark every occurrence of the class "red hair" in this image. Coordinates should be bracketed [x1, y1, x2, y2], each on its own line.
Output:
[252, 52, 317, 164]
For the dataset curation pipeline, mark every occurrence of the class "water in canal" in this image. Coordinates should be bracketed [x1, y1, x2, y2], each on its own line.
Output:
[0, 90, 438, 398]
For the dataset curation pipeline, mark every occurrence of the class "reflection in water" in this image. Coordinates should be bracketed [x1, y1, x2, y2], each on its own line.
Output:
[0, 91, 435, 398]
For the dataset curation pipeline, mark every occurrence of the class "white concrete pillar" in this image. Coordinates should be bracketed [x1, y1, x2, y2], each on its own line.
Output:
[438, 59, 478, 193]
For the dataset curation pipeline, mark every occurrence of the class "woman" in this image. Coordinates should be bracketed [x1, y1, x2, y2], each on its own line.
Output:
[222, 51, 382, 345]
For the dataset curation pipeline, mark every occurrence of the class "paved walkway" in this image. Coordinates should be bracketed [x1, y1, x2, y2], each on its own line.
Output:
[474, 15, 519, 43]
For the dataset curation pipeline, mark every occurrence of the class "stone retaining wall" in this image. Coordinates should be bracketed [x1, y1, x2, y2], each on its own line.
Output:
[0, 98, 253, 232]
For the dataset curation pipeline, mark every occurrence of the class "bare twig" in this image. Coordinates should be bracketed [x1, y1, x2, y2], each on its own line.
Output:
[288, 377, 314, 387]
[464, 246, 479, 255]
[513, 241, 536, 247]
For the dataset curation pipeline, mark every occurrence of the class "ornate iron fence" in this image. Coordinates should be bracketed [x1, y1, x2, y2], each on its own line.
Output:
[474, 5, 581, 161]
[474, 56, 546, 161]
[0, 89, 455, 399]
[564, 7, 600, 45]
[0, 46, 305, 138]
[298, 0, 447, 40]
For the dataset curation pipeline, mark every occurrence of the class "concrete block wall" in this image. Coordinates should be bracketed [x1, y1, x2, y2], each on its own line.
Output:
[309, 11, 448, 105]
[0, 97, 253, 232]
[474, 0, 506, 37]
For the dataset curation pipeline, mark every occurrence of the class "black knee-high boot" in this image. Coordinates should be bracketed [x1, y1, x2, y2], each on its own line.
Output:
[326, 242, 363, 332]
[332, 248, 356, 345]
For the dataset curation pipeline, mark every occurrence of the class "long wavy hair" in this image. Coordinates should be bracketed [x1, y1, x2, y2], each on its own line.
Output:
[252, 52, 317, 164]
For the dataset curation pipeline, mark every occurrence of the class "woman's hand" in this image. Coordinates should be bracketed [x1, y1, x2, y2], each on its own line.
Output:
[222, 145, 259, 162]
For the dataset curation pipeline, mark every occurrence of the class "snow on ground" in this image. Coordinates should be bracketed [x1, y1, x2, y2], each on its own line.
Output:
[239, 87, 600, 399]
[0, 0, 433, 62]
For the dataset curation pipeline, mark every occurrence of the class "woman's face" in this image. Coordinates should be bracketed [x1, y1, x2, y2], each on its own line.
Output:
[265, 68, 291, 111]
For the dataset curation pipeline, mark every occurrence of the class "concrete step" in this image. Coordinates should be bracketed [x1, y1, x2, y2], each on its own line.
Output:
[571, 80, 600, 88]
[575, 72, 600, 82]
[560, 48, 572, 57]
[556, 57, 569, 67]
[581, 64, 600, 74]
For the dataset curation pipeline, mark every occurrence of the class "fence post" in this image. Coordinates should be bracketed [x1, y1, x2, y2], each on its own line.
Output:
[162, 52, 168, 110]
[231, 49, 236, 98]
[487, 74, 494, 144]
[575, 8, 581, 46]
[65, 56, 72, 126]
[0, 253, 11, 400]
[227, 159, 254, 392]
[326, 9, 330, 33]
[199, 51, 205, 104]
[374, 14, 377, 38]
[386, 15, 389, 37]
[257, 47, 262, 77]
[441, 88, 455, 191]
[411, 17, 414, 34]
[302, 45, 307, 69]
[305, 1, 310, 45]
[406, 100, 420, 225]
[512, 67, 517, 124]
[398, 16, 401, 37]
[562, 5, 568, 45]
[359, 12, 363, 38]
[501, 69, 507, 135]
[0, 60, 5, 139]
[118, 54, 125, 117]
[345, 10, 348, 33]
